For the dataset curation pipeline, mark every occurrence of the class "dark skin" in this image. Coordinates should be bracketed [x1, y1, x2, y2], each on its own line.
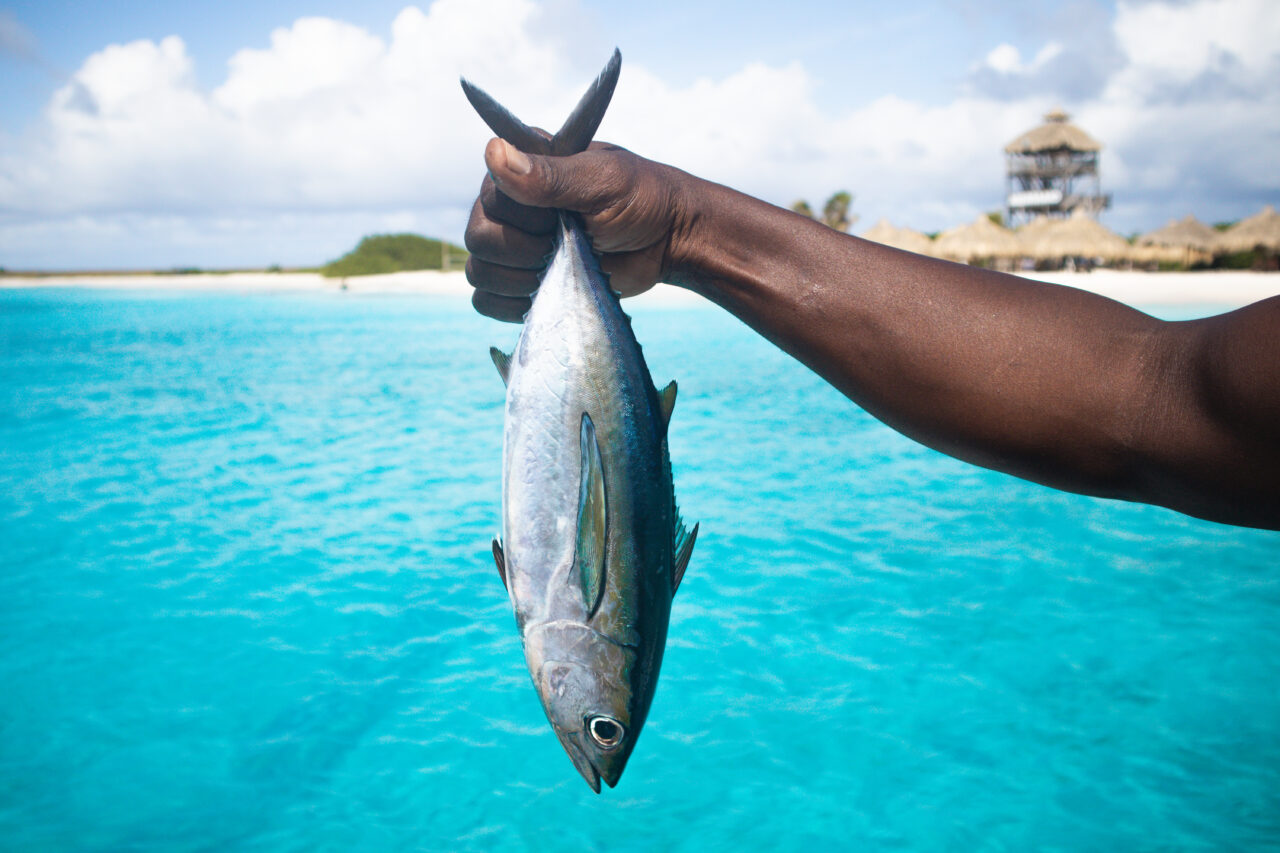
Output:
[466, 138, 1280, 531]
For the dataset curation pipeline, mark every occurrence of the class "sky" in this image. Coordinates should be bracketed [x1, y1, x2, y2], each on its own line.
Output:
[1, 0, 1277, 270]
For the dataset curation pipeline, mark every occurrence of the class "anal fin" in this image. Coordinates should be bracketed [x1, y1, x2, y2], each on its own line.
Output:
[490, 347, 512, 386]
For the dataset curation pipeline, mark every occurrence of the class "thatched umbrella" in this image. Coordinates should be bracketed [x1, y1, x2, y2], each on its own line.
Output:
[1216, 205, 1280, 252]
[934, 216, 1023, 263]
[1023, 211, 1131, 262]
[1138, 215, 1221, 252]
[861, 219, 935, 256]
[1128, 243, 1212, 267]
[1137, 214, 1221, 268]
[1015, 215, 1057, 249]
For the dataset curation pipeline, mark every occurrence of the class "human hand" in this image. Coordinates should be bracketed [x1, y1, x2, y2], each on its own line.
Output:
[464, 138, 695, 322]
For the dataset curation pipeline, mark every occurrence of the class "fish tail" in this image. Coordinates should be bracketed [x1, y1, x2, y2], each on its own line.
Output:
[460, 48, 621, 158]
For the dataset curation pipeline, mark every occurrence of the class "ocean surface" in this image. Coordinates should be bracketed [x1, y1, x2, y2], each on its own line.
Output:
[1, 288, 1276, 851]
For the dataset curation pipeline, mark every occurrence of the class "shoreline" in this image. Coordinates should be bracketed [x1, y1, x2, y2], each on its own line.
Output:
[3, 269, 1277, 309]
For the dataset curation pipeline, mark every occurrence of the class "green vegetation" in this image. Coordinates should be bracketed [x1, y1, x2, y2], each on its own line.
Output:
[986, 211, 1005, 227]
[822, 192, 855, 232]
[1215, 250, 1258, 270]
[789, 200, 815, 219]
[789, 192, 857, 232]
[322, 233, 469, 278]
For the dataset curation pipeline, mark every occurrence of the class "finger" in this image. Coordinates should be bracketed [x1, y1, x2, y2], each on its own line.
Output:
[464, 195, 553, 269]
[484, 138, 621, 214]
[472, 289, 531, 323]
[600, 250, 661, 298]
[465, 255, 541, 298]
[480, 175, 556, 235]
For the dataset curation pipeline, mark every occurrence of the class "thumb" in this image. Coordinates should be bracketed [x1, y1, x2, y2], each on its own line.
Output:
[484, 138, 607, 214]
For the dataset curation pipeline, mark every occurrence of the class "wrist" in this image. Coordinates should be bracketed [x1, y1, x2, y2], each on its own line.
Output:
[663, 173, 827, 308]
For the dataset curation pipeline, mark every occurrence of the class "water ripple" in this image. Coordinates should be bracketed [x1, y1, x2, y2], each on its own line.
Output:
[0, 291, 1276, 850]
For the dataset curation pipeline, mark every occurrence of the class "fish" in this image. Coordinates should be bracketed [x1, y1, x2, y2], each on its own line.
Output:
[462, 49, 698, 793]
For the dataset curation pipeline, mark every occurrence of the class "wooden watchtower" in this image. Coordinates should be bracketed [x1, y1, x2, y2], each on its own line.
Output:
[1004, 110, 1110, 228]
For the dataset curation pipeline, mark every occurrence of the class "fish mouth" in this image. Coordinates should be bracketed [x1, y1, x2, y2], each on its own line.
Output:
[559, 731, 602, 793]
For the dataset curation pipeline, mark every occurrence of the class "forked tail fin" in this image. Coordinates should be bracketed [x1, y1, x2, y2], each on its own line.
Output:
[460, 48, 621, 158]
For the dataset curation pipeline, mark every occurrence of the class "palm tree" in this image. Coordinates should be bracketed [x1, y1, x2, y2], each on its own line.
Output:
[822, 191, 855, 232]
[790, 200, 815, 219]
[790, 192, 856, 232]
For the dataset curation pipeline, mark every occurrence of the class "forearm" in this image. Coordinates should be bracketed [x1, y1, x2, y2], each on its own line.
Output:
[667, 176, 1280, 527]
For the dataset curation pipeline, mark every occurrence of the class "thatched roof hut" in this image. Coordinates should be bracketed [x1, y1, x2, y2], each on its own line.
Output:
[1216, 205, 1280, 252]
[1138, 215, 1221, 251]
[1021, 210, 1131, 261]
[1128, 243, 1211, 267]
[1004, 109, 1102, 154]
[860, 219, 935, 256]
[934, 216, 1023, 262]
[1016, 215, 1057, 247]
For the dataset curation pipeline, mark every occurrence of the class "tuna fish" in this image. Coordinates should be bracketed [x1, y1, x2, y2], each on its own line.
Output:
[462, 50, 698, 792]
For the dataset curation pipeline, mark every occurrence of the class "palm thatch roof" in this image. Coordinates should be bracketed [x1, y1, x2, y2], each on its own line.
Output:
[1005, 109, 1102, 154]
[1129, 243, 1213, 267]
[1216, 205, 1280, 252]
[1138, 215, 1221, 251]
[860, 219, 935, 255]
[934, 216, 1023, 261]
[1020, 211, 1131, 261]
[1016, 215, 1057, 245]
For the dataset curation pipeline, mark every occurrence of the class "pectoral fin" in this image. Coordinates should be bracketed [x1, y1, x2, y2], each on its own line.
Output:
[491, 537, 508, 591]
[573, 413, 608, 618]
[673, 519, 698, 593]
[490, 347, 512, 386]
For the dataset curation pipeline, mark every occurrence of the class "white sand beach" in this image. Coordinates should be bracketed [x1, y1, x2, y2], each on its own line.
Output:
[4, 268, 1278, 311]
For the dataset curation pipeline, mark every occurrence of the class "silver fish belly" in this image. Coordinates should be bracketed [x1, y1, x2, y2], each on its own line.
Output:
[464, 51, 697, 792]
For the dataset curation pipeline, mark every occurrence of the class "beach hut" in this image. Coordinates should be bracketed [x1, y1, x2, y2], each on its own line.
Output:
[1216, 205, 1280, 253]
[1022, 210, 1131, 265]
[1138, 215, 1221, 252]
[1015, 215, 1057, 247]
[1136, 214, 1219, 268]
[933, 216, 1023, 266]
[860, 219, 935, 256]
[1127, 243, 1213, 268]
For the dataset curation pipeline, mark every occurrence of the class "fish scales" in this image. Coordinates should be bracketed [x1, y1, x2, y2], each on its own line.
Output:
[462, 50, 697, 792]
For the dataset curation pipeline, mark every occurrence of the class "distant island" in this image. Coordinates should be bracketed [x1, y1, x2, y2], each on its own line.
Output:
[323, 233, 468, 278]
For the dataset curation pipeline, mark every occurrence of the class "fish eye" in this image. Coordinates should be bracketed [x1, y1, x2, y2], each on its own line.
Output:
[587, 715, 624, 749]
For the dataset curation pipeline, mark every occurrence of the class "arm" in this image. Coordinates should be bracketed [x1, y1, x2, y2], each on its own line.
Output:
[466, 140, 1280, 530]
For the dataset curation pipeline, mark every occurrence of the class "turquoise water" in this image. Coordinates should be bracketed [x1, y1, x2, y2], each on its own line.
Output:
[1, 288, 1277, 851]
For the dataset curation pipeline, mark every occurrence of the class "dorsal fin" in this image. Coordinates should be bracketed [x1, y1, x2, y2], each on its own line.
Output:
[491, 537, 508, 591]
[673, 520, 698, 593]
[658, 380, 677, 426]
[461, 49, 621, 159]
[573, 413, 607, 618]
[489, 346, 512, 386]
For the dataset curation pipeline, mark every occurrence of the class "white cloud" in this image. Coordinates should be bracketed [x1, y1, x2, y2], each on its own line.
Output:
[0, 0, 1277, 268]
[1113, 0, 1279, 88]
[979, 41, 1064, 76]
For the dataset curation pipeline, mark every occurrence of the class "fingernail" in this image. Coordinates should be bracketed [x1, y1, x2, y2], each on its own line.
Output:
[503, 141, 531, 175]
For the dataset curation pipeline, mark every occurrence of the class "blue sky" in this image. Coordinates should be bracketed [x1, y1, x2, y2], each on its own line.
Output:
[1, 0, 1277, 269]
